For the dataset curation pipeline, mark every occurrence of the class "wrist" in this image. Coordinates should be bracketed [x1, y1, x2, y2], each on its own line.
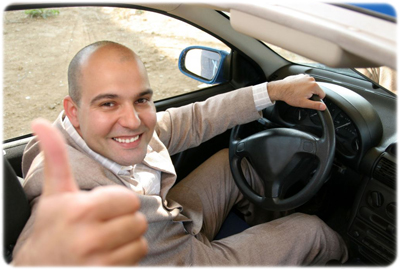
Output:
[266, 80, 281, 102]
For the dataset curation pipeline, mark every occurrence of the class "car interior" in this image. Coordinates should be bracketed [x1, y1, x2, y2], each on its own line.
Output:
[3, 2, 396, 266]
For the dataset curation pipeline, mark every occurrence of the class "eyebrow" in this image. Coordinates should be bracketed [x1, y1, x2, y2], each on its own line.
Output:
[90, 89, 153, 106]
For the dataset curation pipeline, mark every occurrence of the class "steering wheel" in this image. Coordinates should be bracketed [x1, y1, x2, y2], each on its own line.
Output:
[229, 96, 335, 211]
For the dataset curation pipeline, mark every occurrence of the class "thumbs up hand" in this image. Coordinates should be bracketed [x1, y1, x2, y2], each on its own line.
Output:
[13, 119, 148, 266]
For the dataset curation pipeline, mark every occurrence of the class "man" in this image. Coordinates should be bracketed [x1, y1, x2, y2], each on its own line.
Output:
[14, 41, 347, 265]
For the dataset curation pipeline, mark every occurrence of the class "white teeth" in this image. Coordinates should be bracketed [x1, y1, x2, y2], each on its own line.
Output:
[113, 135, 139, 143]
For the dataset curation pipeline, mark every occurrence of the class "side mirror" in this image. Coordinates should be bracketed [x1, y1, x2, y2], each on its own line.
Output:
[178, 46, 229, 84]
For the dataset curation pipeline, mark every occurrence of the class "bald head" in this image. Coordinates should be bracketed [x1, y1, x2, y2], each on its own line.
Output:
[68, 41, 146, 105]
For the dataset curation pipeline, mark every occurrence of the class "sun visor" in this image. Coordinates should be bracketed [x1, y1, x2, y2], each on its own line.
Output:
[229, 3, 396, 69]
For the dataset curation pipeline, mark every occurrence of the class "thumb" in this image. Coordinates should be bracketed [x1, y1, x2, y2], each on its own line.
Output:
[31, 118, 78, 196]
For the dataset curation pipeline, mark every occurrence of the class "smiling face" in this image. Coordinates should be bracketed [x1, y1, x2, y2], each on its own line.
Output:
[64, 43, 157, 166]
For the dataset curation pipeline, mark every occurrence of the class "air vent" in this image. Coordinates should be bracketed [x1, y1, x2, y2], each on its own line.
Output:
[373, 156, 396, 189]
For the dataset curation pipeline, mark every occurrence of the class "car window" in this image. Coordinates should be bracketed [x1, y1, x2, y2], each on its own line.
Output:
[3, 6, 231, 140]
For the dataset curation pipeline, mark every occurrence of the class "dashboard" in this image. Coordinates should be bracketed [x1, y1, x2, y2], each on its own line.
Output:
[263, 82, 383, 170]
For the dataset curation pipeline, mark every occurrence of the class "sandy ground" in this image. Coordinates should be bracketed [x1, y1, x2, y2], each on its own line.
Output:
[3, 7, 228, 140]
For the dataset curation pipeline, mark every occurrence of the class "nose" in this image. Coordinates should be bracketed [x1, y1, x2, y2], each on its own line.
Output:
[118, 105, 141, 130]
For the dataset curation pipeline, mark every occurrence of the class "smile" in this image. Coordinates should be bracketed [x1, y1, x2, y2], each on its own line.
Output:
[112, 135, 140, 144]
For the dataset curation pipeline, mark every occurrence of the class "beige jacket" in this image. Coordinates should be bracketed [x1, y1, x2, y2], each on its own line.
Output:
[15, 86, 261, 265]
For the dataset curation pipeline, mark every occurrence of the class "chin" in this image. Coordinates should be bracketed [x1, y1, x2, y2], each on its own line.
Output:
[119, 152, 147, 166]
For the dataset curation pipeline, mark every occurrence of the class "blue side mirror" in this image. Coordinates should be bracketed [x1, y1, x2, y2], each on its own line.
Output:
[178, 46, 229, 84]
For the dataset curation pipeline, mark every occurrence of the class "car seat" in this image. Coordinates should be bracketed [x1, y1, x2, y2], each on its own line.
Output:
[3, 158, 31, 263]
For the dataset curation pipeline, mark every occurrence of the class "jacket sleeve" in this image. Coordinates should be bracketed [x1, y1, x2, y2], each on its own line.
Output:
[155, 86, 261, 156]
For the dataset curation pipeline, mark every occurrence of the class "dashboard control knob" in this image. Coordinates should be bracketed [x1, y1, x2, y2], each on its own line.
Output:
[368, 191, 384, 208]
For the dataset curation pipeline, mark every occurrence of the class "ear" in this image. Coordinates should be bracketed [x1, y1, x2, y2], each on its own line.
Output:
[63, 96, 80, 129]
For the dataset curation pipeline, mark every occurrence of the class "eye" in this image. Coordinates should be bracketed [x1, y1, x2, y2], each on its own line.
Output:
[101, 102, 115, 107]
[136, 98, 149, 104]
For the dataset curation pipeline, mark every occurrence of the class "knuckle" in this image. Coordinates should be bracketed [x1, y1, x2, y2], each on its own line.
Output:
[72, 233, 101, 256]
[140, 237, 149, 254]
[129, 192, 141, 210]
[92, 255, 114, 266]
[65, 199, 95, 222]
[126, 238, 149, 265]
[134, 212, 148, 233]
[70, 237, 92, 258]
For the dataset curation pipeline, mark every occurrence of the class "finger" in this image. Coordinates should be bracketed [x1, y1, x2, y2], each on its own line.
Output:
[100, 237, 148, 266]
[84, 185, 141, 221]
[299, 74, 326, 100]
[31, 118, 78, 196]
[95, 212, 148, 252]
[303, 99, 327, 111]
[316, 101, 327, 111]
[312, 84, 326, 100]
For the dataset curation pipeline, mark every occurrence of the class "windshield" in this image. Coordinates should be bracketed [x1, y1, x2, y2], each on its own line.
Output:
[266, 43, 397, 94]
